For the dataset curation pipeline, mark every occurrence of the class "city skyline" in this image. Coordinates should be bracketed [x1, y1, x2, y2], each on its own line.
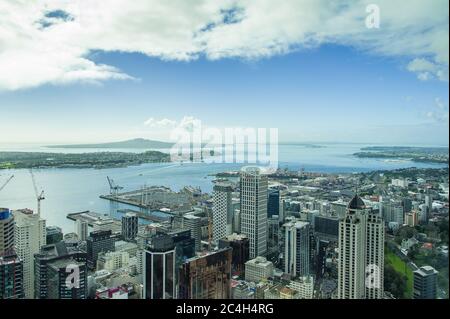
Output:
[0, 0, 448, 145]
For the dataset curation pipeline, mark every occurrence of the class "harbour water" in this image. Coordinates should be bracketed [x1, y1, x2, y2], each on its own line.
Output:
[0, 143, 446, 233]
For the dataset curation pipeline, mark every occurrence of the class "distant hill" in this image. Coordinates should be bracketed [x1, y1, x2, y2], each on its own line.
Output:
[47, 138, 174, 149]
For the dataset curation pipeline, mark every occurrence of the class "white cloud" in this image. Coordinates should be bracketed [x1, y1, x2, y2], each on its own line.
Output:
[144, 117, 177, 127]
[0, 0, 448, 90]
[426, 97, 449, 124]
[407, 58, 448, 81]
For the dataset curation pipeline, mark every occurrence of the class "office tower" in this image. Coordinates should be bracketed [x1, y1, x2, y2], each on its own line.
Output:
[13, 209, 46, 299]
[425, 194, 432, 211]
[382, 201, 404, 225]
[413, 266, 438, 299]
[0, 208, 24, 299]
[218, 233, 250, 275]
[144, 234, 176, 299]
[405, 211, 418, 227]
[316, 239, 330, 278]
[76, 220, 88, 242]
[337, 195, 368, 299]
[267, 216, 280, 256]
[47, 258, 87, 299]
[267, 189, 280, 218]
[183, 214, 201, 251]
[0, 208, 14, 254]
[419, 203, 429, 224]
[86, 230, 115, 270]
[244, 256, 274, 283]
[402, 198, 413, 214]
[365, 213, 384, 299]
[46, 226, 63, 245]
[212, 182, 233, 242]
[337, 195, 384, 299]
[167, 229, 195, 266]
[283, 220, 310, 277]
[34, 242, 87, 299]
[314, 215, 339, 242]
[122, 212, 138, 242]
[233, 209, 241, 234]
[240, 166, 268, 259]
[0, 252, 24, 299]
[178, 247, 232, 299]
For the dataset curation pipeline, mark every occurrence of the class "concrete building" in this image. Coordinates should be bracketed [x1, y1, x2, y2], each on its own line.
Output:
[240, 166, 268, 259]
[0, 208, 15, 254]
[46, 258, 87, 299]
[365, 213, 385, 299]
[183, 214, 201, 251]
[97, 251, 130, 272]
[283, 220, 310, 277]
[405, 211, 419, 227]
[245, 256, 274, 283]
[76, 219, 88, 242]
[218, 233, 250, 275]
[337, 195, 368, 299]
[337, 195, 384, 299]
[0, 252, 24, 299]
[86, 230, 115, 270]
[34, 242, 87, 299]
[1, 211, 24, 300]
[288, 276, 314, 299]
[13, 209, 46, 299]
[122, 212, 139, 242]
[212, 182, 233, 242]
[46, 226, 63, 245]
[413, 266, 438, 299]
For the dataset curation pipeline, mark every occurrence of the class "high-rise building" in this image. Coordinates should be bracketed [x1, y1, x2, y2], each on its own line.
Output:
[402, 198, 413, 214]
[337, 196, 367, 299]
[76, 220, 88, 242]
[122, 212, 138, 242]
[314, 215, 339, 242]
[365, 213, 384, 299]
[212, 182, 233, 242]
[144, 234, 176, 299]
[283, 220, 310, 277]
[218, 233, 250, 275]
[413, 266, 438, 299]
[178, 247, 232, 299]
[0, 208, 24, 299]
[405, 211, 418, 227]
[13, 209, 46, 299]
[0, 208, 15, 254]
[183, 214, 201, 251]
[86, 230, 115, 270]
[240, 166, 268, 259]
[46, 226, 63, 245]
[267, 189, 280, 218]
[0, 252, 24, 299]
[167, 229, 195, 266]
[34, 241, 87, 299]
[46, 258, 87, 299]
[337, 195, 384, 299]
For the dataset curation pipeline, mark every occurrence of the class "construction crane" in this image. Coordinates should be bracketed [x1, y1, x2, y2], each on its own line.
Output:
[30, 169, 45, 217]
[107, 176, 123, 196]
[0, 174, 14, 193]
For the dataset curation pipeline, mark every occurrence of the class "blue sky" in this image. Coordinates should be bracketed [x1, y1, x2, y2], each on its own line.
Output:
[0, 0, 448, 145]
